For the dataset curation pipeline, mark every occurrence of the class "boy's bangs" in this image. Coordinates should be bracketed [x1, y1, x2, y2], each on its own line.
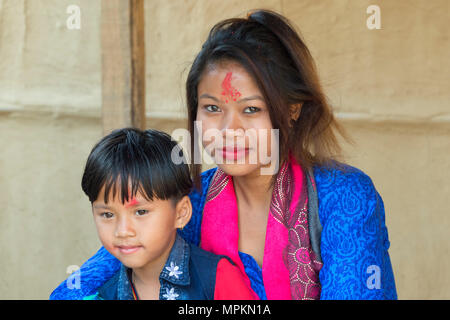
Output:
[82, 128, 193, 205]
[102, 174, 153, 205]
[100, 156, 175, 205]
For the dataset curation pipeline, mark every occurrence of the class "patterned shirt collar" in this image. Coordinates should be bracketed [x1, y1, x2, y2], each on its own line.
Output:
[116, 265, 135, 300]
[114, 233, 190, 300]
[159, 233, 190, 286]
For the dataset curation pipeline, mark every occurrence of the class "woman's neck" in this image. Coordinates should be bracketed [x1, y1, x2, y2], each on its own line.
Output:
[233, 171, 274, 213]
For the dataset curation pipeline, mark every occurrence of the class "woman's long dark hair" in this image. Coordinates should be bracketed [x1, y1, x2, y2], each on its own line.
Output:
[186, 9, 350, 189]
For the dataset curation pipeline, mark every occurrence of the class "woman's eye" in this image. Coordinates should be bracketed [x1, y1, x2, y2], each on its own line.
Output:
[135, 209, 148, 217]
[244, 106, 260, 114]
[101, 212, 114, 219]
[204, 105, 220, 112]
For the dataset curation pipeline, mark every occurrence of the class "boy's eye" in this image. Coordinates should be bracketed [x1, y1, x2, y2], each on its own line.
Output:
[101, 212, 114, 219]
[135, 209, 148, 217]
[244, 106, 260, 114]
[204, 105, 220, 112]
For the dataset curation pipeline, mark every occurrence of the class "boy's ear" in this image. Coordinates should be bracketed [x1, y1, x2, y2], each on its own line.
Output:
[175, 195, 192, 230]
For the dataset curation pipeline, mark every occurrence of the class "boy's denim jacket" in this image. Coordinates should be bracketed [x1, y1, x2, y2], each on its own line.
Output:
[84, 234, 223, 300]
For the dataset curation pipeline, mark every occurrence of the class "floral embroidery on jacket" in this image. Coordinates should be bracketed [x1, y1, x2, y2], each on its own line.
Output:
[162, 287, 179, 300]
[165, 262, 182, 279]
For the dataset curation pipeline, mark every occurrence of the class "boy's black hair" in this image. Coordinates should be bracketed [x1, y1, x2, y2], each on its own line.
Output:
[81, 128, 192, 205]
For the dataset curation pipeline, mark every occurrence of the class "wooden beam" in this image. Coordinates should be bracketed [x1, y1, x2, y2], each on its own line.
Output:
[101, 0, 146, 135]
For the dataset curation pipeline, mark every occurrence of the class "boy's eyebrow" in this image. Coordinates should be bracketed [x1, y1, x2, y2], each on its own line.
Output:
[92, 204, 111, 210]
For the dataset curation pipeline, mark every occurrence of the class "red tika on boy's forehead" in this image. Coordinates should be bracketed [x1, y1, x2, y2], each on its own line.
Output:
[221, 72, 242, 103]
[125, 197, 139, 208]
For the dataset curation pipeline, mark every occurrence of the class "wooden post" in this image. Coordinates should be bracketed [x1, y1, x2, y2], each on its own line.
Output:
[101, 0, 145, 135]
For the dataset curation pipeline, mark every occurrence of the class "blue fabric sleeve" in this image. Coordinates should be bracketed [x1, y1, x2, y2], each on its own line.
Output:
[50, 246, 121, 300]
[179, 167, 217, 246]
[238, 252, 267, 300]
[315, 165, 397, 300]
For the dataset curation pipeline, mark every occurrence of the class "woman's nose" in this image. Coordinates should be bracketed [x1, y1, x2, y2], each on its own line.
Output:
[219, 112, 247, 149]
[222, 111, 244, 133]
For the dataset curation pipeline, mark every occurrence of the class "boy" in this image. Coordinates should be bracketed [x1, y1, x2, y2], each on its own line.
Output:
[79, 128, 255, 300]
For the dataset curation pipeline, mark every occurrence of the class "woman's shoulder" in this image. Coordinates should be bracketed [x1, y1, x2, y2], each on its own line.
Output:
[189, 167, 217, 204]
[312, 161, 382, 225]
[181, 167, 218, 246]
[313, 161, 376, 189]
[313, 161, 379, 200]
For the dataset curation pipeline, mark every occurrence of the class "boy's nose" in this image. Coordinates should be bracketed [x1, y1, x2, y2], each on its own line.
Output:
[114, 217, 136, 238]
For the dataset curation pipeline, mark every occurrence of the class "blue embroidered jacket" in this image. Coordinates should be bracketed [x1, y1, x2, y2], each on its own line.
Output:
[50, 163, 397, 300]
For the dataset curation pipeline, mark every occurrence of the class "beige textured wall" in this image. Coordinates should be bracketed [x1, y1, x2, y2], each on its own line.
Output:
[0, 0, 448, 299]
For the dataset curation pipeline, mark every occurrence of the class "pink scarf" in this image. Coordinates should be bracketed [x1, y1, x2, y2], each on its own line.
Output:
[200, 154, 323, 300]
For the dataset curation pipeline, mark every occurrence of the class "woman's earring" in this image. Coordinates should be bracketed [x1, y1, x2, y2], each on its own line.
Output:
[289, 103, 303, 126]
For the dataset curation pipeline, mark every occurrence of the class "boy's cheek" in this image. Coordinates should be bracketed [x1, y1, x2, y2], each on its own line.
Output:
[95, 226, 115, 252]
[101, 239, 120, 260]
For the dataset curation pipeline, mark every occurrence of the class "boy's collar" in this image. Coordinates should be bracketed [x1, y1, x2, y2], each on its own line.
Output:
[117, 266, 135, 300]
[159, 233, 190, 286]
[106, 233, 191, 300]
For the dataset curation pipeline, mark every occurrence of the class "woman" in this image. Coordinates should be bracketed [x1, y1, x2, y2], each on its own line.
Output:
[51, 9, 397, 300]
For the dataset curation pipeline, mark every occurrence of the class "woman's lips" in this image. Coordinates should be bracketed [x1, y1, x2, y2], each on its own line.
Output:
[218, 147, 250, 160]
[116, 245, 142, 254]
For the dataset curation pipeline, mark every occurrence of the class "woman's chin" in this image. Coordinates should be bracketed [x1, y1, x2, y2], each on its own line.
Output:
[216, 162, 262, 177]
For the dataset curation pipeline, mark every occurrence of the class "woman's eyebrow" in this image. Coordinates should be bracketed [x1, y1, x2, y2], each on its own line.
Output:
[236, 95, 264, 103]
[199, 93, 220, 101]
[199, 93, 264, 103]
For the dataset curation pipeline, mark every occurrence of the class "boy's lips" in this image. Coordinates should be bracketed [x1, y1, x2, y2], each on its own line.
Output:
[116, 245, 142, 254]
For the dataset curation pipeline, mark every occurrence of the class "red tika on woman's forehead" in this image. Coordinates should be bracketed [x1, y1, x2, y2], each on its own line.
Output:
[221, 72, 242, 103]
